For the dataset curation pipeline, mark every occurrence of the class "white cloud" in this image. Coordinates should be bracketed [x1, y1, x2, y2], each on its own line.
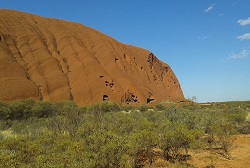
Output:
[204, 4, 215, 13]
[197, 36, 208, 40]
[237, 17, 250, 26]
[236, 33, 250, 40]
[227, 49, 249, 59]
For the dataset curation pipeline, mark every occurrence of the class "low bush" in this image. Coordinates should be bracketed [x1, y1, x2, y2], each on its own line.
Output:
[159, 124, 202, 162]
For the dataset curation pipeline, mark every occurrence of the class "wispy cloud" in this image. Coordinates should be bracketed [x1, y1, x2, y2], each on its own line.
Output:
[197, 36, 208, 40]
[204, 4, 215, 13]
[227, 49, 249, 59]
[236, 33, 250, 41]
[237, 17, 250, 26]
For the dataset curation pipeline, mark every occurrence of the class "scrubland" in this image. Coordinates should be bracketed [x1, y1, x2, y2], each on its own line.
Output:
[0, 100, 249, 167]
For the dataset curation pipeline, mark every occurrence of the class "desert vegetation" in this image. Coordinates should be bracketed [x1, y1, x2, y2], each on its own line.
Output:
[0, 99, 249, 167]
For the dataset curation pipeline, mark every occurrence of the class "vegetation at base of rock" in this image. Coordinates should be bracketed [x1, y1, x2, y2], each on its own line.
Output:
[0, 100, 249, 167]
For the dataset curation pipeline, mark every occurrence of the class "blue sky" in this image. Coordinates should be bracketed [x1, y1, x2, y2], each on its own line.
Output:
[1, 0, 250, 102]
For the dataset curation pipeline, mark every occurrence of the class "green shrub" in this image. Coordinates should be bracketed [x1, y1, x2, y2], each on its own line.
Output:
[31, 101, 55, 118]
[52, 100, 78, 116]
[238, 121, 250, 134]
[128, 128, 158, 167]
[154, 103, 166, 111]
[8, 99, 36, 120]
[226, 107, 248, 124]
[139, 105, 148, 112]
[87, 101, 121, 113]
[159, 124, 202, 162]
[215, 123, 236, 158]
[0, 102, 11, 120]
[85, 130, 128, 168]
[142, 110, 163, 123]
[122, 104, 135, 112]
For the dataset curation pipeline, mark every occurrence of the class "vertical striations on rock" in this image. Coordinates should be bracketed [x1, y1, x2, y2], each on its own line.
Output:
[0, 10, 184, 105]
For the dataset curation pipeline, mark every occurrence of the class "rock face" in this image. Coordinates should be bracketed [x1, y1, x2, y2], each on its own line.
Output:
[0, 10, 184, 105]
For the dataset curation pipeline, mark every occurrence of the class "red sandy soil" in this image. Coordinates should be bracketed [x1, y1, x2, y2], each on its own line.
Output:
[189, 134, 250, 168]
[150, 134, 250, 168]
[0, 10, 184, 105]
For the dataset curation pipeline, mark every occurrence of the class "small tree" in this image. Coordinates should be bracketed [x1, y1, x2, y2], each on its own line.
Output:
[85, 130, 128, 168]
[0, 102, 11, 120]
[159, 124, 201, 163]
[215, 123, 236, 158]
[128, 117, 159, 167]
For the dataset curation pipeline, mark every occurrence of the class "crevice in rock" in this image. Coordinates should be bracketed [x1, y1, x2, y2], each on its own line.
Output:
[72, 50, 94, 101]
[147, 97, 155, 104]
[123, 90, 139, 104]
[115, 57, 119, 62]
[66, 77, 74, 101]
[147, 52, 169, 81]
[103, 95, 109, 101]
[147, 92, 155, 104]
[21, 31, 52, 100]
[54, 54, 74, 101]
[7, 36, 43, 100]
[105, 80, 114, 89]
[38, 85, 43, 101]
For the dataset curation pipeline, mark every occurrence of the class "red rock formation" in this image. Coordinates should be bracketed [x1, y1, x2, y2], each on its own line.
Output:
[0, 10, 184, 105]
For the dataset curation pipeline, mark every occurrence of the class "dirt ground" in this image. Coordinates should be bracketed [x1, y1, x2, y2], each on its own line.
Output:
[189, 134, 250, 168]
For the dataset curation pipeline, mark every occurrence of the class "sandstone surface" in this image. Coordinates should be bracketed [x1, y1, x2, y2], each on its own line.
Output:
[0, 10, 184, 105]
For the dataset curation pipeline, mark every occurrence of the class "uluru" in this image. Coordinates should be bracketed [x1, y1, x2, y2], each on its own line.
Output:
[0, 10, 184, 105]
